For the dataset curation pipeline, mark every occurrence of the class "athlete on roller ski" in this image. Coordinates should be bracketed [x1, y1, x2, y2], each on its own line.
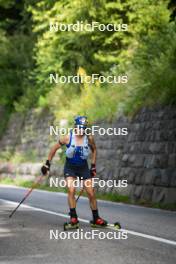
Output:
[41, 116, 108, 230]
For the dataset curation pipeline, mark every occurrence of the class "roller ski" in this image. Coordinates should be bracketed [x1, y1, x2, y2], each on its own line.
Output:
[64, 217, 79, 231]
[90, 218, 121, 230]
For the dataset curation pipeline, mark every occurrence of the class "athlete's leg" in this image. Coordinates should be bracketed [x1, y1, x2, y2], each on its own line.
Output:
[64, 176, 79, 227]
[64, 160, 79, 225]
[66, 176, 78, 223]
[66, 176, 76, 208]
[83, 178, 97, 210]
[84, 178, 107, 225]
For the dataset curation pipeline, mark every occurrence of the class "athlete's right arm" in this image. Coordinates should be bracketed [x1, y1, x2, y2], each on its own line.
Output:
[41, 135, 69, 175]
[48, 135, 69, 161]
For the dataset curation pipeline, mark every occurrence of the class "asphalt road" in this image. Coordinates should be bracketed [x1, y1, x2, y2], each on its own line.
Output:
[0, 184, 176, 264]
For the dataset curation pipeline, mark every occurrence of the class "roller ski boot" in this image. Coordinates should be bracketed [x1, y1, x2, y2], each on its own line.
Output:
[90, 217, 108, 228]
[64, 217, 79, 231]
[90, 218, 121, 230]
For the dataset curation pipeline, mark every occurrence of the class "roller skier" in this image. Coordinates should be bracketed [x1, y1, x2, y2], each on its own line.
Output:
[41, 116, 107, 230]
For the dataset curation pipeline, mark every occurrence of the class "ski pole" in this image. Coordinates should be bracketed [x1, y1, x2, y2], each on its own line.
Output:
[9, 174, 45, 218]
[76, 188, 84, 203]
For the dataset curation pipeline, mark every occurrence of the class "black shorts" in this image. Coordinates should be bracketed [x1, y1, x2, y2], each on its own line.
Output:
[64, 160, 92, 180]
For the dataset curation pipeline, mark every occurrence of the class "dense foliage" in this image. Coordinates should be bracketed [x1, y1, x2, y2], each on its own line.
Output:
[0, 0, 176, 122]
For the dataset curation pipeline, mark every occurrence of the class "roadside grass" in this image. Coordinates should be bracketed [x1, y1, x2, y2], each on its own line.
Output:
[0, 177, 67, 193]
[95, 192, 130, 203]
[0, 177, 175, 211]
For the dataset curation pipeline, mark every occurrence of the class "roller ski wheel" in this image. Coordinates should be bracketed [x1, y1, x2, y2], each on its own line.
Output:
[90, 218, 108, 228]
[64, 218, 79, 231]
[106, 221, 121, 230]
[113, 222, 121, 230]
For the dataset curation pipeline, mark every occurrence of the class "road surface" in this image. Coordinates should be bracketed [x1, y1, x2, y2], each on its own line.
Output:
[0, 184, 176, 264]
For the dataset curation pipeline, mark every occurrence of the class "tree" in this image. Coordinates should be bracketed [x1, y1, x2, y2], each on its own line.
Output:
[0, 0, 35, 109]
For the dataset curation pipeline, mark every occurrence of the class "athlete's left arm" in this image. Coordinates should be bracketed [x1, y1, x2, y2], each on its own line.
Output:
[88, 135, 97, 165]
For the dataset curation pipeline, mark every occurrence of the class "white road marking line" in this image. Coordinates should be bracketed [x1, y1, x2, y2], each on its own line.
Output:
[0, 198, 176, 246]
